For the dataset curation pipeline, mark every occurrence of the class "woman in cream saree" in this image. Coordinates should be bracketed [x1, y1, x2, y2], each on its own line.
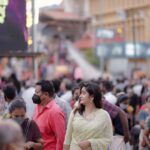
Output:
[64, 81, 113, 150]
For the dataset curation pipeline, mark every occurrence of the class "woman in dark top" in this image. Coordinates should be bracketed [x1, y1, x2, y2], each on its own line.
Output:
[9, 99, 43, 150]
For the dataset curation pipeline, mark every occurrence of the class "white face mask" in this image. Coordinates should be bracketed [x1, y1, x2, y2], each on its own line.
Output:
[119, 103, 128, 110]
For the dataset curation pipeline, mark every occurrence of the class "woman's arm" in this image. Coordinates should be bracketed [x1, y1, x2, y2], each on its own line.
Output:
[78, 140, 91, 149]
[24, 138, 43, 150]
[143, 129, 150, 147]
[63, 111, 74, 150]
[30, 142, 42, 150]
[63, 144, 70, 150]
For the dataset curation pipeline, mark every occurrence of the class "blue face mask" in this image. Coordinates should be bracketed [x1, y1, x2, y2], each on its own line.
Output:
[13, 117, 25, 125]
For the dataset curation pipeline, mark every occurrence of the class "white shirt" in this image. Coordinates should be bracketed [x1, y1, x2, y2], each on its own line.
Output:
[22, 87, 36, 118]
[60, 91, 72, 103]
[104, 92, 117, 105]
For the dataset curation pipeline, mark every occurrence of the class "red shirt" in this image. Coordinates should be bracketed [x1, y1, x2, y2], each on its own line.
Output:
[33, 100, 65, 150]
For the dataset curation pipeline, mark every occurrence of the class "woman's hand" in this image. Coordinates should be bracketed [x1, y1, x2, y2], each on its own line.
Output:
[78, 140, 91, 149]
[24, 141, 34, 150]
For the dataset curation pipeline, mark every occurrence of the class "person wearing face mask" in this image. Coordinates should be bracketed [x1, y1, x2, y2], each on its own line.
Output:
[117, 93, 129, 111]
[32, 80, 65, 150]
[117, 93, 133, 130]
[9, 99, 43, 150]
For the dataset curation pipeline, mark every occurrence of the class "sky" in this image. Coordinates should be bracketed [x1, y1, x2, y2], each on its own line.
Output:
[36, 0, 63, 8]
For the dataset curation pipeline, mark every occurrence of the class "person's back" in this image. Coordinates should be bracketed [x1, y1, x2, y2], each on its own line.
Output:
[2, 85, 17, 117]
[52, 79, 71, 126]
[22, 87, 36, 118]
[102, 80, 117, 105]
[55, 95, 71, 127]
[103, 100, 130, 150]
[103, 100, 123, 135]
[60, 79, 72, 103]
[3, 84, 16, 103]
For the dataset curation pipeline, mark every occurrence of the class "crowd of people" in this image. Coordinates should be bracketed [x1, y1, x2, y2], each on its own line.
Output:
[0, 72, 150, 150]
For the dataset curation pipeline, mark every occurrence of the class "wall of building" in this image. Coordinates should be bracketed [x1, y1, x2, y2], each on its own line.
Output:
[89, 0, 150, 76]
[90, 0, 150, 43]
[62, 0, 89, 17]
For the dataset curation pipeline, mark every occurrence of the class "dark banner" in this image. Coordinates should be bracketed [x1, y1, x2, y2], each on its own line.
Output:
[0, 0, 27, 51]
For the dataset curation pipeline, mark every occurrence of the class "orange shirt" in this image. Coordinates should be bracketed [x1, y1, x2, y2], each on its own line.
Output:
[33, 100, 65, 150]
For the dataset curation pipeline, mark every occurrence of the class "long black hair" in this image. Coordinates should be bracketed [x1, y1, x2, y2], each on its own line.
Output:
[77, 81, 102, 115]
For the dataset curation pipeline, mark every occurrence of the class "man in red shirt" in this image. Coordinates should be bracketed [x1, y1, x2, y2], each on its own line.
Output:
[32, 80, 65, 150]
